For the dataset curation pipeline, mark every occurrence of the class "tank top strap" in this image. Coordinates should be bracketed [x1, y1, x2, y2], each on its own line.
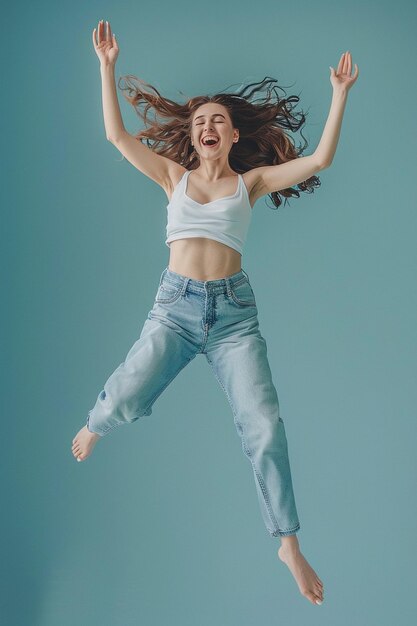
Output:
[169, 169, 189, 204]
[180, 169, 191, 194]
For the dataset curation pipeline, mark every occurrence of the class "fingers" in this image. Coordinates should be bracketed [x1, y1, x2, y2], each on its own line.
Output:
[107, 20, 117, 46]
[342, 52, 348, 75]
[93, 21, 100, 46]
[93, 20, 115, 45]
[92, 20, 101, 48]
[92, 19, 118, 58]
[336, 51, 356, 77]
[94, 19, 105, 46]
[336, 53, 345, 75]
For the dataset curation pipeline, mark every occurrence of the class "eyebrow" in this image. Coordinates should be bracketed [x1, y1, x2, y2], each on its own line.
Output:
[194, 113, 226, 121]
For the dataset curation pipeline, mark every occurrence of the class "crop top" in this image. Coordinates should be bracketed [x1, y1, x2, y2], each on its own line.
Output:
[165, 169, 253, 255]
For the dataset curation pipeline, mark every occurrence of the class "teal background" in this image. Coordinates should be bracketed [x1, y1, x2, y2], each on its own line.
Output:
[3, 0, 416, 624]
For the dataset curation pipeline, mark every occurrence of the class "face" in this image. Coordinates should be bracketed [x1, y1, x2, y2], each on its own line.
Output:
[191, 103, 239, 159]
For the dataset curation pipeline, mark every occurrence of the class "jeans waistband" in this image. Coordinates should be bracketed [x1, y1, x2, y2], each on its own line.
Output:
[159, 266, 251, 295]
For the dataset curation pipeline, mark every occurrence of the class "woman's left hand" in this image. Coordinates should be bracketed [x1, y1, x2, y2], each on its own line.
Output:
[329, 51, 359, 93]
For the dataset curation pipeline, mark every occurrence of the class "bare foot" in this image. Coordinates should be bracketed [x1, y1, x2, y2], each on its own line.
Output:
[278, 539, 324, 606]
[72, 425, 101, 462]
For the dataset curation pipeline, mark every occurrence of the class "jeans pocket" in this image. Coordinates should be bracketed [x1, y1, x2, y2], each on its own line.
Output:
[155, 280, 183, 304]
[229, 279, 257, 307]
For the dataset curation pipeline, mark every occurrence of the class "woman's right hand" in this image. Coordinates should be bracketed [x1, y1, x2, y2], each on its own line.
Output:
[92, 19, 119, 67]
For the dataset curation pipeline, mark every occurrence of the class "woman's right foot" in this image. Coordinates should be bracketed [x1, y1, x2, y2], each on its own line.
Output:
[278, 541, 324, 606]
[72, 425, 101, 462]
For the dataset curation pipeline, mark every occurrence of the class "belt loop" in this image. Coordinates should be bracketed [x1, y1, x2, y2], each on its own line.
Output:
[225, 276, 232, 297]
[181, 277, 190, 296]
[242, 268, 250, 281]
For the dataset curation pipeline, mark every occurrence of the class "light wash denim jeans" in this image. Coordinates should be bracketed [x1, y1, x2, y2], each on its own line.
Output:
[86, 266, 300, 537]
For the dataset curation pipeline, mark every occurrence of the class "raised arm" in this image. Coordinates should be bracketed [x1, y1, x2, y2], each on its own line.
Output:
[253, 51, 359, 198]
[92, 20, 125, 140]
[315, 51, 359, 166]
[92, 20, 178, 190]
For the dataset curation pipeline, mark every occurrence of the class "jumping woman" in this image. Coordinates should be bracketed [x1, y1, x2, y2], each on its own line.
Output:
[72, 19, 358, 607]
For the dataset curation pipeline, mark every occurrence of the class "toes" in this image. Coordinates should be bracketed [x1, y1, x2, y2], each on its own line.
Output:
[305, 590, 324, 605]
[305, 591, 318, 605]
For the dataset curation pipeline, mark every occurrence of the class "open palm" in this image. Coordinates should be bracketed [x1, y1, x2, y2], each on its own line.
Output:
[330, 51, 359, 92]
[92, 19, 119, 66]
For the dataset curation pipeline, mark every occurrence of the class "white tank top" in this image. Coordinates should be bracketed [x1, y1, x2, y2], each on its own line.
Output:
[165, 169, 253, 255]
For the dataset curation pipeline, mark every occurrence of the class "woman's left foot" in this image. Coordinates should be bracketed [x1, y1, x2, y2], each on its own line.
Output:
[71, 425, 101, 462]
[278, 544, 324, 605]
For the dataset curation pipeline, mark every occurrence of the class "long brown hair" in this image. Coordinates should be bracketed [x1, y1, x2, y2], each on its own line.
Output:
[117, 75, 321, 209]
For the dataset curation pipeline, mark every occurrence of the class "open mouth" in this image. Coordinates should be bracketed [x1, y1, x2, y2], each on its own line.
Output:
[201, 137, 220, 148]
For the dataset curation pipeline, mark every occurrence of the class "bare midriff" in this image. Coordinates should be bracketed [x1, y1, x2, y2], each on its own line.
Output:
[168, 237, 242, 281]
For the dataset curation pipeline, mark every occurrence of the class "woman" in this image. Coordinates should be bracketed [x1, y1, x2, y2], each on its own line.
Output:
[72, 19, 358, 606]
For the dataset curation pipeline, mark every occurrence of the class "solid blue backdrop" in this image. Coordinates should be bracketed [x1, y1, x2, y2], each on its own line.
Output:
[3, 0, 416, 624]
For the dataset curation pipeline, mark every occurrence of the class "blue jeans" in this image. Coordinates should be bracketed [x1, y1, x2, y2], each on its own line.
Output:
[86, 266, 300, 537]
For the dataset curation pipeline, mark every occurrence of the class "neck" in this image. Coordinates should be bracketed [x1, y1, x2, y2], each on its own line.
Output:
[192, 160, 236, 181]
